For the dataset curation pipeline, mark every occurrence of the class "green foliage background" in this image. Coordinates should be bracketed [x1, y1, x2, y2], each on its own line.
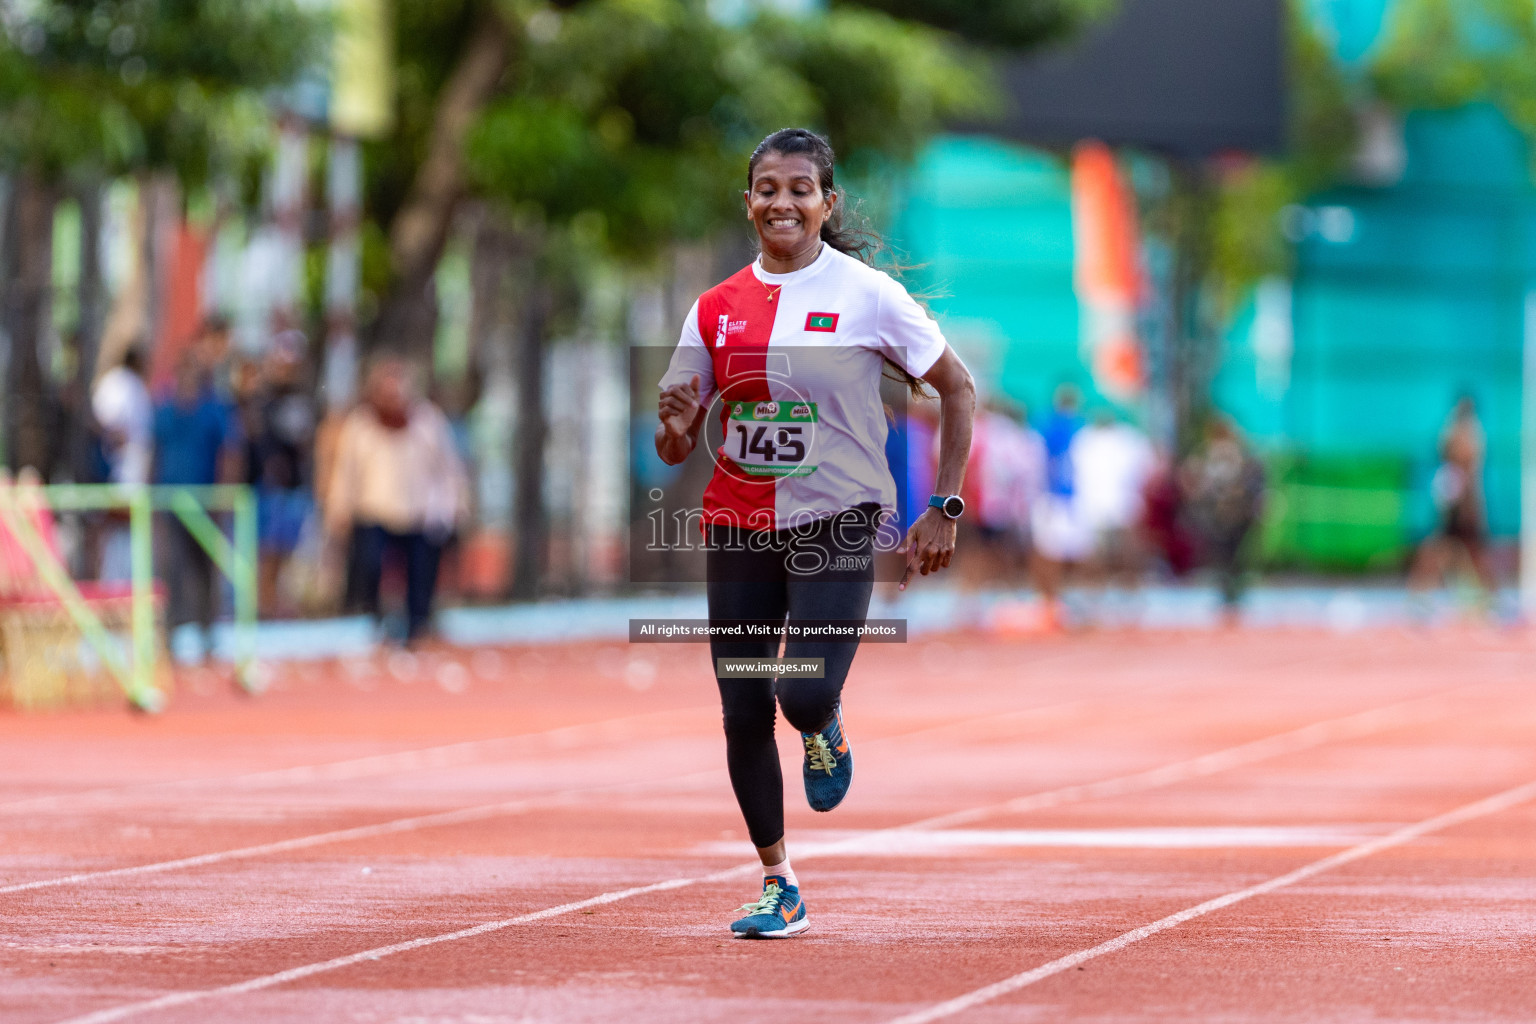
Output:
[464, 0, 1002, 263]
[0, 0, 326, 185]
[1211, 0, 1536, 312]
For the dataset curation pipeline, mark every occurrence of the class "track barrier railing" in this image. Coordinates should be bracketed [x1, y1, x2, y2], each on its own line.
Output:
[0, 482, 260, 711]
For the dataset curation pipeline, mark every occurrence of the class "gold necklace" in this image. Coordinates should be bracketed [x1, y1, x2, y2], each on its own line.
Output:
[759, 241, 821, 301]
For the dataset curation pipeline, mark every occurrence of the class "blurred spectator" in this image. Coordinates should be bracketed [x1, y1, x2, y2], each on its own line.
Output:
[874, 397, 937, 584]
[963, 401, 1044, 584]
[1410, 396, 1496, 598]
[90, 345, 152, 581]
[230, 353, 266, 436]
[430, 369, 485, 599]
[1141, 448, 1197, 579]
[153, 353, 243, 660]
[1072, 410, 1156, 586]
[432, 367, 484, 471]
[58, 329, 104, 484]
[310, 403, 353, 613]
[192, 315, 236, 399]
[92, 345, 153, 489]
[1030, 384, 1091, 617]
[325, 355, 470, 646]
[901, 398, 939, 533]
[1181, 416, 1265, 616]
[247, 332, 318, 616]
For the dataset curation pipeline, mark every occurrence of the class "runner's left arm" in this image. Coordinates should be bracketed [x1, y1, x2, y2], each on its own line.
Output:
[871, 274, 976, 589]
[901, 346, 975, 589]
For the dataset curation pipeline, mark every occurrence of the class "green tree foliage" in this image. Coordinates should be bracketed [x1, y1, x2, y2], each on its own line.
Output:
[468, 0, 789, 256]
[361, 0, 482, 240]
[1211, 0, 1536, 307]
[0, 0, 325, 182]
[466, 0, 996, 262]
[362, 0, 1110, 343]
[1370, 0, 1536, 145]
[753, 7, 1000, 167]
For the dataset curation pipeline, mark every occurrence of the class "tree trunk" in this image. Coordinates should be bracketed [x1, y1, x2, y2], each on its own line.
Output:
[510, 271, 550, 600]
[70, 179, 106, 482]
[467, 205, 517, 382]
[3, 173, 57, 474]
[1165, 160, 1218, 455]
[369, 8, 512, 367]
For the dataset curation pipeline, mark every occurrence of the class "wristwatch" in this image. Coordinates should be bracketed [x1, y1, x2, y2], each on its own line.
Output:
[928, 494, 965, 520]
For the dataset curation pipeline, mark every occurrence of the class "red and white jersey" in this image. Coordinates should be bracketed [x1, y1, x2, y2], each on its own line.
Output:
[660, 245, 947, 531]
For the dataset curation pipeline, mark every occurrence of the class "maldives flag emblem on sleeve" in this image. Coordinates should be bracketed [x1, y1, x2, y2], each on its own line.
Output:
[805, 312, 839, 332]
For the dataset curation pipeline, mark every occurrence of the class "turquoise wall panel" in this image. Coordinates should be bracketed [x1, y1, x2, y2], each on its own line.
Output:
[888, 136, 1086, 411]
[1216, 103, 1536, 540]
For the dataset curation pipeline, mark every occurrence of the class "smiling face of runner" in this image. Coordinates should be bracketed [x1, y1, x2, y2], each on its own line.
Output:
[745, 151, 837, 274]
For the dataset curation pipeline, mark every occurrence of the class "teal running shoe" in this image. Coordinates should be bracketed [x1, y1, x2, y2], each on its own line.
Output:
[730, 875, 808, 939]
[801, 704, 853, 812]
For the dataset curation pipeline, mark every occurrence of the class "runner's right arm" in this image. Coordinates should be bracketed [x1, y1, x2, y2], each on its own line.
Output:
[656, 300, 717, 466]
[656, 376, 707, 465]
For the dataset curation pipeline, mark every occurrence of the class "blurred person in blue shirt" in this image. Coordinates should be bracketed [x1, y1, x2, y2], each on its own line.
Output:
[1030, 384, 1091, 623]
[1039, 383, 1084, 499]
[153, 352, 242, 659]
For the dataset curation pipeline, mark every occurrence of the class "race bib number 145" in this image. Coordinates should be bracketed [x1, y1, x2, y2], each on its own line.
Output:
[725, 401, 818, 477]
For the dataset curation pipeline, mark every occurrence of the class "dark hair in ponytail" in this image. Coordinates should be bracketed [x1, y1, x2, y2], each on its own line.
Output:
[747, 128, 930, 399]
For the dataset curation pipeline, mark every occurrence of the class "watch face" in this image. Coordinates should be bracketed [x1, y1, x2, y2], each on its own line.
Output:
[942, 495, 965, 519]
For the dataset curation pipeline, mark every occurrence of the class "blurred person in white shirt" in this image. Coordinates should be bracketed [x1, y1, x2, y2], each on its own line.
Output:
[90, 345, 152, 580]
[91, 346, 153, 487]
[1071, 409, 1156, 586]
[964, 401, 1045, 585]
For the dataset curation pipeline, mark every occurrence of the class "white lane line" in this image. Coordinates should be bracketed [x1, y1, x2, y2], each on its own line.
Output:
[2, 700, 1086, 897]
[40, 692, 1465, 1022]
[52, 863, 761, 1024]
[765, 690, 1469, 868]
[4, 692, 1451, 898]
[881, 775, 1536, 1024]
[874, 691, 1459, 838]
[0, 793, 584, 896]
[693, 824, 1398, 856]
[0, 707, 712, 815]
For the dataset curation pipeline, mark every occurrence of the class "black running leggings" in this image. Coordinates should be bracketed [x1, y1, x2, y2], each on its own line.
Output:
[706, 507, 877, 848]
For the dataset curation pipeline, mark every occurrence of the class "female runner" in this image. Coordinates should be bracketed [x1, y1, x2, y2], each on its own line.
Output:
[656, 128, 975, 937]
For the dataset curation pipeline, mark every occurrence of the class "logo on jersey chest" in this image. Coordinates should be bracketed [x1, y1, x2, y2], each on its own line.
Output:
[715, 313, 748, 346]
[805, 312, 839, 332]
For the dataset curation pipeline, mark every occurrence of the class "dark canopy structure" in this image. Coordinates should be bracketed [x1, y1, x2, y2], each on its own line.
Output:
[992, 0, 1286, 157]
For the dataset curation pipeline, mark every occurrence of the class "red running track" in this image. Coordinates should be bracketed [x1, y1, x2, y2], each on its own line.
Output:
[1, 629, 1534, 1022]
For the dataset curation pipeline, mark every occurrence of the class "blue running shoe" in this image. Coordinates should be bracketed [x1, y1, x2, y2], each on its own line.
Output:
[801, 704, 853, 812]
[730, 875, 808, 939]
